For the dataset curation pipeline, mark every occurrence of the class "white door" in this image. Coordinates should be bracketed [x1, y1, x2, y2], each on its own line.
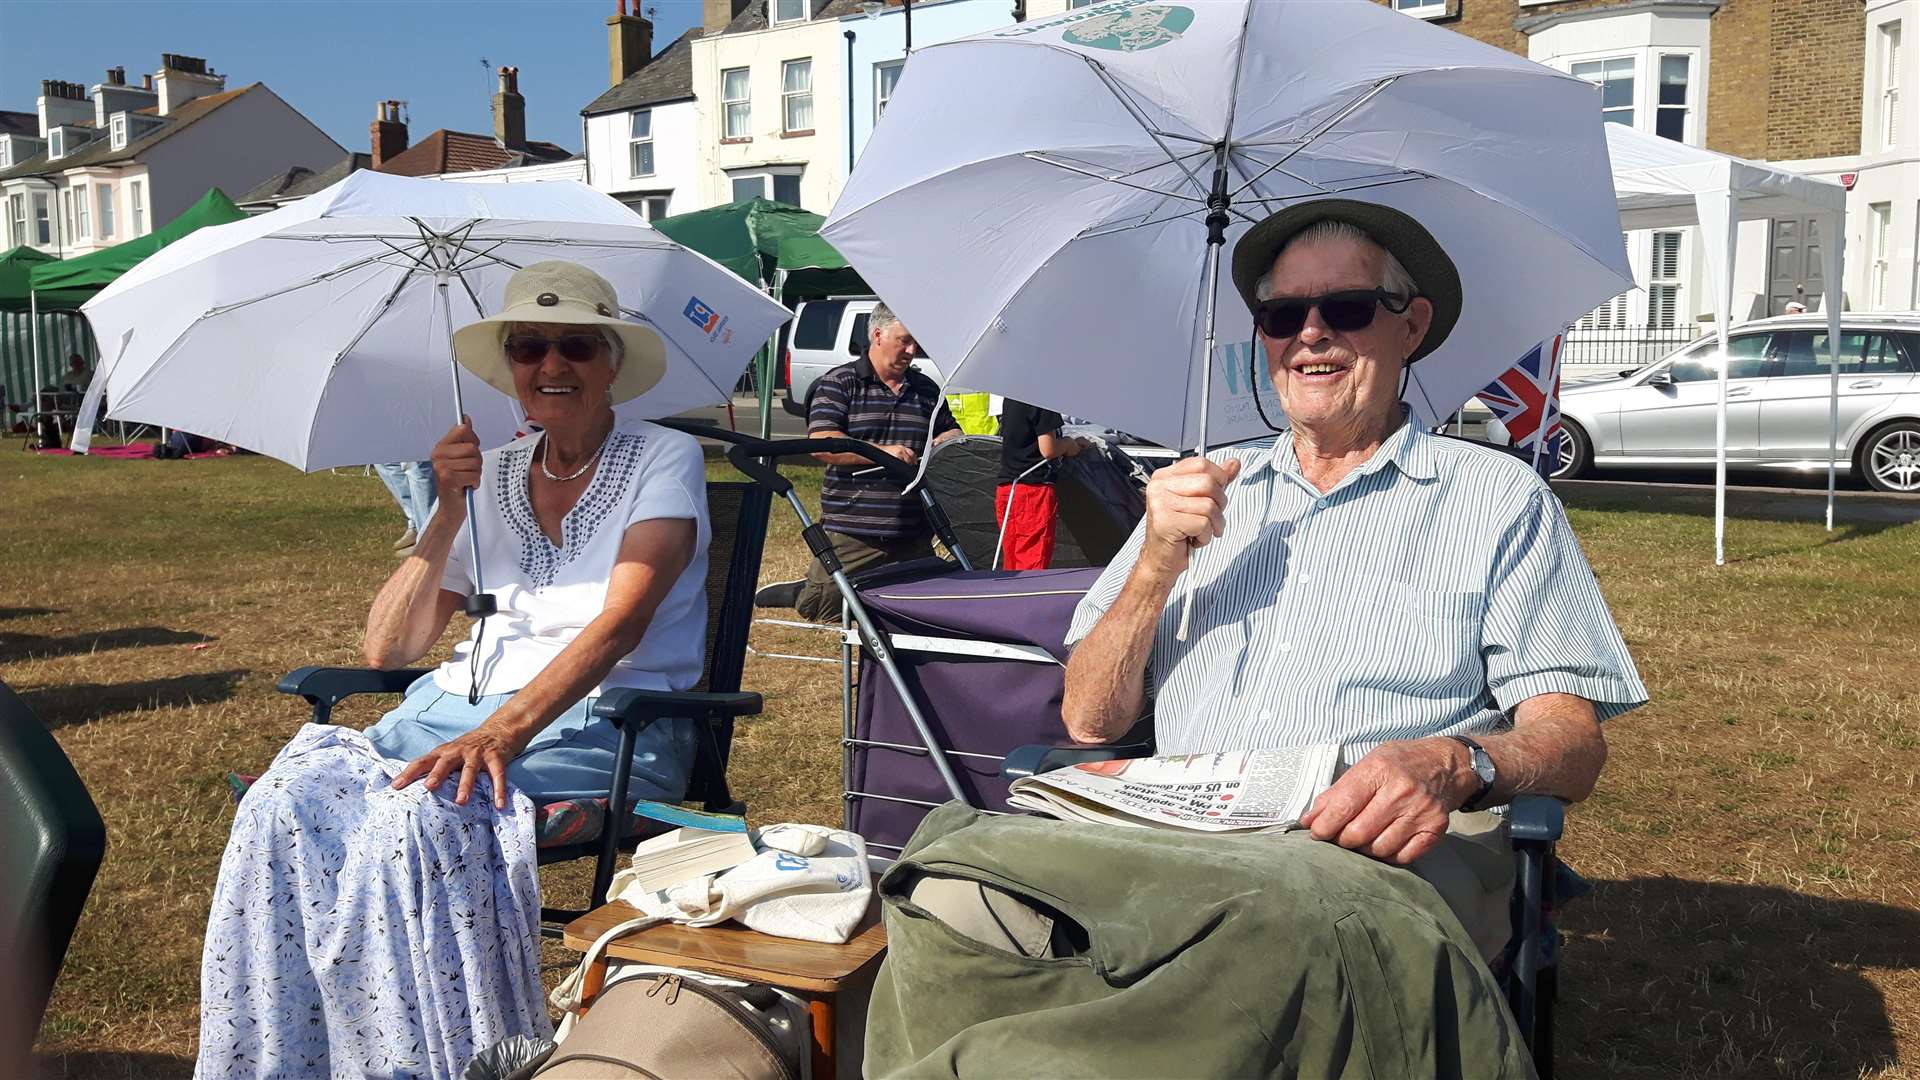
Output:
[1616, 332, 1773, 459]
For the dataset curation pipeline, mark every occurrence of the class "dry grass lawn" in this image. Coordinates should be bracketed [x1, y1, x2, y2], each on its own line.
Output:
[5, 446, 1917, 1079]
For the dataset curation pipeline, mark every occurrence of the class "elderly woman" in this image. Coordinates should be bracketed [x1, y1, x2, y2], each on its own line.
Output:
[197, 262, 710, 1079]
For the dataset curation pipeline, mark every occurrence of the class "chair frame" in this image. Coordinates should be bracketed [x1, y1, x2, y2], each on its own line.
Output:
[275, 479, 772, 929]
[1003, 742, 1566, 1078]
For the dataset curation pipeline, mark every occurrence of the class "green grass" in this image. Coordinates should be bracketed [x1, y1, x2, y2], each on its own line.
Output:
[5, 444, 1918, 1079]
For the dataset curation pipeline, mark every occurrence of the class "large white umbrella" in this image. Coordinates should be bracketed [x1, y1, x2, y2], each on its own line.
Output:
[80, 170, 788, 614]
[81, 171, 788, 468]
[822, 0, 1634, 454]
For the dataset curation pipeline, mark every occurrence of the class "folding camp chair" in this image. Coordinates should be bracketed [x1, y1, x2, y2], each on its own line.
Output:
[1003, 742, 1571, 1076]
[274, 479, 772, 929]
[0, 678, 108, 1059]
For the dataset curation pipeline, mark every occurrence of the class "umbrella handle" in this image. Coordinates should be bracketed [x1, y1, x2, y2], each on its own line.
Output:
[1175, 170, 1232, 643]
[434, 268, 496, 621]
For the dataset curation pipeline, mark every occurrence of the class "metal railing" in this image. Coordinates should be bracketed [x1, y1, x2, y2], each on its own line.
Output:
[1560, 325, 1699, 371]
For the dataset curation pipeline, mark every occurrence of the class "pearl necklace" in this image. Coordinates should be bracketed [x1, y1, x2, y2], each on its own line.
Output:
[540, 431, 607, 482]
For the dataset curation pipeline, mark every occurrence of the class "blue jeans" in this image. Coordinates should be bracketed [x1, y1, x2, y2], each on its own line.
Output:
[374, 461, 437, 535]
[363, 674, 696, 802]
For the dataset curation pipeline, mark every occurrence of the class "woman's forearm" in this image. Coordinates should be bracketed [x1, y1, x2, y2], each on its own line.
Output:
[484, 612, 648, 745]
[363, 504, 464, 667]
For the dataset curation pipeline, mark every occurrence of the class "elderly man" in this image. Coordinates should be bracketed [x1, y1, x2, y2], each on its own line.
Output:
[757, 302, 960, 621]
[1061, 199, 1647, 960]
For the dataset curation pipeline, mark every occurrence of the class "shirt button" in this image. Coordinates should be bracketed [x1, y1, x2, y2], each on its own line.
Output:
[1298, 573, 1312, 585]
[1277, 642, 1293, 653]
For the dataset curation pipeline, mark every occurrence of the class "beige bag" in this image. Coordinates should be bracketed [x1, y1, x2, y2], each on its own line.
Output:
[538, 960, 810, 1080]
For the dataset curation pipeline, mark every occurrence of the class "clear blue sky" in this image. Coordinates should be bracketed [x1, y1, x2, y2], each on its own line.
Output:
[0, 0, 708, 154]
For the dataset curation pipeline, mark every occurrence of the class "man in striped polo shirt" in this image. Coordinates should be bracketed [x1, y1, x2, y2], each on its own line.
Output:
[1062, 200, 1646, 961]
[780, 302, 959, 622]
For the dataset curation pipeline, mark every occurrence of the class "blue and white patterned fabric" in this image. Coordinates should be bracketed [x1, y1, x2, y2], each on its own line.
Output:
[197, 724, 549, 1079]
[1066, 421, 1646, 764]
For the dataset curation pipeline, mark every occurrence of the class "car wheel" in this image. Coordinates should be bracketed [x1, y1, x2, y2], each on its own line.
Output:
[1858, 420, 1920, 493]
[1550, 421, 1592, 480]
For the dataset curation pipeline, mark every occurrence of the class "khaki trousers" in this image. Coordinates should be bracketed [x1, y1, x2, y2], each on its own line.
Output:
[795, 530, 935, 624]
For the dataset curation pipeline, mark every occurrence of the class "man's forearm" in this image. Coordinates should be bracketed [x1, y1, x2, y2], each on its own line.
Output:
[1471, 692, 1608, 806]
[1061, 560, 1181, 742]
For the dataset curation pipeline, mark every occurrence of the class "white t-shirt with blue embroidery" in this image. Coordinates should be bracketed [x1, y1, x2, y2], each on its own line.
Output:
[435, 417, 710, 698]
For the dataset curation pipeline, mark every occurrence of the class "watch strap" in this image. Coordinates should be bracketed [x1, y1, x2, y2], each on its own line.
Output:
[1447, 734, 1496, 812]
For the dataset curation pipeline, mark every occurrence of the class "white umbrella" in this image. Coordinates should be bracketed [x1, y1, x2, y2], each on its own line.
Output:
[81, 170, 789, 612]
[822, 0, 1634, 454]
[82, 171, 788, 468]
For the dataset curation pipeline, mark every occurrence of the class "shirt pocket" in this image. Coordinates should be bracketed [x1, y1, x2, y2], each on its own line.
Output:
[1378, 580, 1484, 625]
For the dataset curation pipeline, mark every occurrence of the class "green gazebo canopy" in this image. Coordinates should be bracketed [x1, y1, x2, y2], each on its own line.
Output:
[774, 234, 867, 300]
[651, 198, 865, 300]
[0, 245, 87, 311]
[28, 187, 246, 303]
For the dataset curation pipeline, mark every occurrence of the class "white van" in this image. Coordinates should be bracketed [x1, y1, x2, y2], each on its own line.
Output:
[780, 297, 939, 417]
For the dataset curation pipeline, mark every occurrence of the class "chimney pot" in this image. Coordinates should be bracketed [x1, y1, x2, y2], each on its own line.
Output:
[492, 68, 527, 151]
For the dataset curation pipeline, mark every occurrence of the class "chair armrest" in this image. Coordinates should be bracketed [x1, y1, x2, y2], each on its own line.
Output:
[1001, 741, 1152, 781]
[276, 666, 432, 724]
[1506, 795, 1566, 845]
[591, 688, 764, 730]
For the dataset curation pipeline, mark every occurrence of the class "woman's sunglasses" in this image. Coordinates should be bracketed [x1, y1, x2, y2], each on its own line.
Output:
[504, 334, 605, 365]
[1253, 289, 1414, 340]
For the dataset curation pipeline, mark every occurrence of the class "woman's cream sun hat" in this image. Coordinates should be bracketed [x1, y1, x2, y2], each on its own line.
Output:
[451, 260, 668, 404]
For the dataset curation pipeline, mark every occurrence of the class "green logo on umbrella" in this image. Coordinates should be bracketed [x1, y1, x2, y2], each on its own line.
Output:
[1061, 4, 1194, 52]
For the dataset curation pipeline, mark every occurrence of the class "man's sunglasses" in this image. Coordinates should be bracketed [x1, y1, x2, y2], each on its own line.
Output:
[1253, 289, 1415, 340]
[504, 334, 605, 365]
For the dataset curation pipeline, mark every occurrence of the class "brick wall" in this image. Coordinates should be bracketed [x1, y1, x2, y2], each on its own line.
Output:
[1373, 0, 1866, 162]
[1765, 0, 1864, 160]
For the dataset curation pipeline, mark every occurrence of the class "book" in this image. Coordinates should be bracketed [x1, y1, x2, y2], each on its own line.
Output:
[1007, 746, 1342, 834]
[622, 802, 757, 893]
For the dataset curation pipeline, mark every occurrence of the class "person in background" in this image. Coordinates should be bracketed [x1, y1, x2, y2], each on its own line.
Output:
[995, 399, 1082, 570]
[757, 302, 961, 619]
[375, 460, 438, 557]
[62, 353, 90, 392]
[1783, 300, 1808, 315]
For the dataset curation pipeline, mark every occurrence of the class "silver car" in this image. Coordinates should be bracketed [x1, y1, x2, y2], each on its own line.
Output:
[1548, 314, 1920, 493]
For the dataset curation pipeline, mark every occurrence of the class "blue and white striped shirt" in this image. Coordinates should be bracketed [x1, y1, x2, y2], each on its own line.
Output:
[1065, 421, 1647, 764]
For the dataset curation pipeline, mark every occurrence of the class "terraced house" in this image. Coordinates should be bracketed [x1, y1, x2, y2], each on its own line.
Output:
[0, 55, 341, 255]
[1381, 0, 1909, 344]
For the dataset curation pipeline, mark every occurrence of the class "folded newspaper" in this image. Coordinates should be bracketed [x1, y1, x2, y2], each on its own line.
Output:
[1007, 746, 1343, 833]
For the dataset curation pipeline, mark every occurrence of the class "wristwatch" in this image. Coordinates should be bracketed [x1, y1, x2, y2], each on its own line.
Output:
[1447, 735, 1498, 812]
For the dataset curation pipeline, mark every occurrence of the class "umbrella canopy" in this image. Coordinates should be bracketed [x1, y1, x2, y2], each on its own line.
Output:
[823, 0, 1633, 451]
[29, 188, 246, 305]
[81, 171, 790, 470]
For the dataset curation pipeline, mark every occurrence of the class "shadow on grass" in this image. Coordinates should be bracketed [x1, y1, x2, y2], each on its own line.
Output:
[18, 671, 246, 728]
[30, 1050, 192, 1079]
[0, 628, 214, 665]
[1562, 876, 1919, 1078]
[0, 608, 62, 621]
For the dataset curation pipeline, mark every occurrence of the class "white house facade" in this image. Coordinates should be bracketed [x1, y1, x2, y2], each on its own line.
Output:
[0, 56, 341, 257]
[583, 5, 703, 222]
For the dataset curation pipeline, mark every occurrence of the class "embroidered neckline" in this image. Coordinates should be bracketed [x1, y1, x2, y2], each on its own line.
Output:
[496, 427, 649, 588]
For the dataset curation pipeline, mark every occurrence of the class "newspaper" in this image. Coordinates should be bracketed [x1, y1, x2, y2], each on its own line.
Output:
[1006, 745, 1343, 834]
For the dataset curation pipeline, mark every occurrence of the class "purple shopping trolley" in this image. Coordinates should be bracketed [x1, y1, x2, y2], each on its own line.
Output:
[841, 564, 1102, 856]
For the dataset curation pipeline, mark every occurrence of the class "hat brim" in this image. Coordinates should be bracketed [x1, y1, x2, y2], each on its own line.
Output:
[451, 300, 668, 406]
[1229, 199, 1462, 364]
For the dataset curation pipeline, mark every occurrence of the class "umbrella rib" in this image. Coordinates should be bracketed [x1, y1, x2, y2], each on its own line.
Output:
[201, 243, 428, 318]
[1219, 0, 1258, 146]
[1021, 152, 1207, 202]
[329, 263, 423, 371]
[1228, 77, 1401, 199]
[1082, 60, 1213, 202]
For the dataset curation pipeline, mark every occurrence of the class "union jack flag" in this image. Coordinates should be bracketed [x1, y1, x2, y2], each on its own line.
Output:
[1476, 334, 1564, 478]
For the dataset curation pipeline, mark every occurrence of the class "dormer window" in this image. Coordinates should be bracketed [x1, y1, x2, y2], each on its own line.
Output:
[49, 129, 65, 159]
[111, 112, 128, 150]
[770, 0, 807, 26]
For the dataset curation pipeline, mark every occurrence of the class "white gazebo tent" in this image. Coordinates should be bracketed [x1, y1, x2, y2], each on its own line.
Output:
[1604, 124, 1849, 564]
